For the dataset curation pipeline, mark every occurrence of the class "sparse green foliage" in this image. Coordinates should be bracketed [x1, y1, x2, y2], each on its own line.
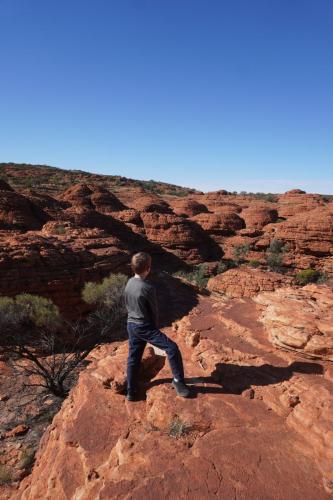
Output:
[168, 417, 191, 438]
[266, 253, 284, 272]
[249, 259, 260, 268]
[265, 239, 289, 273]
[82, 273, 127, 307]
[216, 259, 237, 274]
[174, 264, 209, 288]
[233, 243, 250, 263]
[0, 294, 61, 332]
[295, 269, 327, 285]
[82, 273, 128, 334]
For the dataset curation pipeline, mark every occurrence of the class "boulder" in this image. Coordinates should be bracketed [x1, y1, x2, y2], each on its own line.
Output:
[254, 284, 333, 360]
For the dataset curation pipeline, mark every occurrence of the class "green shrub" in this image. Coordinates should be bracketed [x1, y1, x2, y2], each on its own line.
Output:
[233, 243, 250, 263]
[174, 264, 209, 288]
[249, 259, 260, 268]
[296, 269, 322, 285]
[216, 259, 237, 274]
[82, 273, 128, 332]
[266, 253, 284, 272]
[265, 239, 289, 273]
[15, 294, 61, 328]
[0, 294, 60, 331]
[82, 273, 128, 306]
[268, 239, 288, 254]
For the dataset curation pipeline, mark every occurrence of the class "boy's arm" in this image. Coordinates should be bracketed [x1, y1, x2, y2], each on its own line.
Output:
[147, 285, 159, 328]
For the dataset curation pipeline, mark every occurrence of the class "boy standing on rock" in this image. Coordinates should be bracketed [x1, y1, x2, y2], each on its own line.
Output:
[124, 252, 190, 401]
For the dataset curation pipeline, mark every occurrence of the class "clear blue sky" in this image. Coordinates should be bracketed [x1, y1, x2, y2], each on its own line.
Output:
[1, 0, 332, 193]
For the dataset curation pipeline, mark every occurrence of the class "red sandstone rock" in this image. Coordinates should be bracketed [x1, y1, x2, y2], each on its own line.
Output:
[126, 192, 172, 214]
[140, 212, 222, 263]
[0, 189, 49, 231]
[274, 206, 333, 256]
[170, 198, 209, 217]
[59, 183, 126, 213]
[3, 424, 29, 439]
[254, 284, 333, 361]
[277, 190, 325, 217]
[207, 266, 292, 297]
[191, 211, 245, 239]
[16, 287, 333, 498]
[241, 203, 278, 229]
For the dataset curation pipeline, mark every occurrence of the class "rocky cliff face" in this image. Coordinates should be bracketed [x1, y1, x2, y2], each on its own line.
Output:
[15, 277, 333, 499]
[0, 165, 333, 316]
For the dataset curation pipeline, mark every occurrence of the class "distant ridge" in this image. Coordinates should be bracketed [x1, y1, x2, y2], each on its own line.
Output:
[0, 162, 201, 198]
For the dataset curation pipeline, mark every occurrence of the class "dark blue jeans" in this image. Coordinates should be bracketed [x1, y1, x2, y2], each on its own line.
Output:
[127, 322, 185, 393]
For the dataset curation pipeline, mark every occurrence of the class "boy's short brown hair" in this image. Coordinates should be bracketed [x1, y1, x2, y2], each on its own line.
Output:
[131, 252, 151, 274]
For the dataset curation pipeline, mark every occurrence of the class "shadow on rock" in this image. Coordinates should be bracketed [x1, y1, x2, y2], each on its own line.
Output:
[212, 361, 323, 395]
[144, 361, 323, 399]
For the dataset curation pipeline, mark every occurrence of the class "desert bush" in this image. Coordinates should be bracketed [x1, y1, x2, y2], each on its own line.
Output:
[0, 294, 61, 332]
[82, 273, 127, 308]
[249, 259, 260, 268]
[266, 253, 284, 272]
[15, 294, 61, 328]
[233, 243, 250, 263]
[265, 239, 289, 272]
[168, 417, 191, 438]
[174, 263, 209, 288]
[82, 273, 128, 334]
[295, 269, 325, 285]
[268, 239, 288, 254]
[216, 259, 237, 274]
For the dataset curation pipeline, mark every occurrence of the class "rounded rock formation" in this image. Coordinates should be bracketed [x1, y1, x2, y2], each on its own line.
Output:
[207, 267, 292, 298]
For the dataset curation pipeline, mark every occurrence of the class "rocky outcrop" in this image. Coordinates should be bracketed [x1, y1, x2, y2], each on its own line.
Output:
[140, 212, 222, 263]
[191, 211, 245, 240]
[126, 192, 172, 214]
[241, 203, 278, 230]
[59, 184, 126, 212]
[0, 188, 50, 231]
[274, 206, 333, 256]
[254, 284, 333, 360]
[16, 277, 333, 498]
[207, 267, 292, 297]
[170, 198, 209, 217]
[0, 232, 129, 317]
[277, 190, 325, 218]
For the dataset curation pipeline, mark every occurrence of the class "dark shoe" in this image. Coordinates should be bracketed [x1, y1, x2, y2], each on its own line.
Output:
[172, 379, 191, 398]
[126, 391, 137, 402]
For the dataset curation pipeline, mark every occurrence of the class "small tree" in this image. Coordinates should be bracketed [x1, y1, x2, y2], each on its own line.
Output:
[82, 273, 128, 336]
[1, 275, 128, 398]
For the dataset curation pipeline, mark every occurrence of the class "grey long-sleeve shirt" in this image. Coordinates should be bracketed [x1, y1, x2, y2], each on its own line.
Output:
[124, 276, 159, 327]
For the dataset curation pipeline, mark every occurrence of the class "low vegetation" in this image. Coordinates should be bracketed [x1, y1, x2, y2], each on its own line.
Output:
[173, 263, 209, 288]
[168, 417, 191, 438]
[233, 243, 250, 264]
[265, 239, 289, 273]
[0, 273, 128, 398]
[296, 269, 328, 285]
